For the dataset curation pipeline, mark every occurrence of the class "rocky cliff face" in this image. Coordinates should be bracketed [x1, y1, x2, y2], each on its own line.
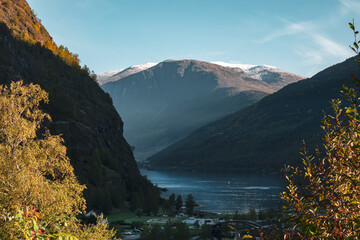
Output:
[0, 0, 160, 213]
[147, 58, 359, 174]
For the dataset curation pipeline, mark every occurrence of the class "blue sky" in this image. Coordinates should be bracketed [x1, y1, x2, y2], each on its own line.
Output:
[27, 0, 359, 77]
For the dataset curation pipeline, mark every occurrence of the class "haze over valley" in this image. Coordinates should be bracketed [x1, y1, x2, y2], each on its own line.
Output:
[1, 0, 359, 238]
[147, 57, 359, 173]
[99, 60, 303, 161]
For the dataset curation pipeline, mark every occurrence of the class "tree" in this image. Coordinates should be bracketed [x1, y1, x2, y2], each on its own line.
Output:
[248, 207, 257, 220]
[282, 22, 360, 239]
[163, 221, 174, 239]
[0, 81, 117, 239]
[109, 184, 125, 208]
[176, 195, 183, 213]
[200, 223, 212, 240]
[166, 193, 176, 215]
[144, 190, 159, 215]
[185, 193, 196, 216]
[135, 208, 143, 218]
[193, 219, 200, 229]
[140, 224, 165, 240]
[173, 222, 191, 240]
[129, 192, 141, 211]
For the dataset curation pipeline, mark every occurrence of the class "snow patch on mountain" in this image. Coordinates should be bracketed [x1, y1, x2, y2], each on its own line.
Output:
[212, 61, 279, 73]
[99, 69, 124, 78]
[211, 61, 257, 70]
[96, 69, 124, 84]
[97, 62, 158, 85]
[129, 62, 159, 71]
[211, 61, 304, 84]
[98, 60, 304, 87]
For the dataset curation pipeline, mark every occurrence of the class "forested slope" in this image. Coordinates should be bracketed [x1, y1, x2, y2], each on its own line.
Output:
[0, 0, 160, 213]
[147, 57, 359, 174]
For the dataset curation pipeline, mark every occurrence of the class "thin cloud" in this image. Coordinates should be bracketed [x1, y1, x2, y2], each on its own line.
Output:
[260, 21, 309, 43]
[339, 0, 360, 15]
[311, 34, 349, 59]
[261, 18, 350, 65]
[295, 49, 323, 65]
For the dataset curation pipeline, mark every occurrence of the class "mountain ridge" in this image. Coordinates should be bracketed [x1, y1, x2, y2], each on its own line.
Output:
[97, 62, 158, 85]
[146, 57, 359, 173]
[98, 60, 304, 87]
[101, 59, 303, 161]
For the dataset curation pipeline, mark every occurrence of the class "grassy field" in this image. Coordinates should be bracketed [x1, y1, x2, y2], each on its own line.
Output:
[106, 211, 190, 225]
[106, 211, 151, 223]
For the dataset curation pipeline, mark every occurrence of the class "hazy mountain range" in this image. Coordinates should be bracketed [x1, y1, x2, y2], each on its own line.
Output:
[98, 61, 302, 87]
[100, 60, 303, 161]
[147, 57, 359, 174]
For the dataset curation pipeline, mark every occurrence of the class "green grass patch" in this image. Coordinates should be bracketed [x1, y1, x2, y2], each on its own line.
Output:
[106, 211, 136, 222]
[106, 212, 156, 224]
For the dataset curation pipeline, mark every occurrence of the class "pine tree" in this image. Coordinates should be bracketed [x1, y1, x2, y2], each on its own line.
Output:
[185, 194, 196, 216]
[176, 195, 183, 213]
[167, 193, 176, 215]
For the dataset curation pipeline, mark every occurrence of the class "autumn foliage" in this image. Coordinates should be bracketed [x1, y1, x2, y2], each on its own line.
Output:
[282, 22, 360, 239]
[0, 81, 118, 239]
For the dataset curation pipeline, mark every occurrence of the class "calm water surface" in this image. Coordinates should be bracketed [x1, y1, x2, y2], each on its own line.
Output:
[140, 169, 286, 214]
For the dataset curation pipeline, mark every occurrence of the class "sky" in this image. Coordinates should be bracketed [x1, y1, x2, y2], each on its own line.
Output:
[27, 0, 359, 77]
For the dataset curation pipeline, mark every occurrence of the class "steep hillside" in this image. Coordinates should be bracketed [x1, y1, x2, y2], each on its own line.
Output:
[147, 57, 359, 174]
[102, 59, 283, 161]
[0, 0, 160, 213]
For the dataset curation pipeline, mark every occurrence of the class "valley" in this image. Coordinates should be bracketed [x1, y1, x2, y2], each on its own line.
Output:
[146, 57, 359, 173]
[1, 0, 357, 238]
[100, 59, 303, 162]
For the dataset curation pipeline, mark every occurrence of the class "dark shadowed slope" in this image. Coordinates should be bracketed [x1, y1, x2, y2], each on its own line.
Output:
[147, 57, 359, 174]
[0, 0, 160, 213]
[102, 60, 302, 161]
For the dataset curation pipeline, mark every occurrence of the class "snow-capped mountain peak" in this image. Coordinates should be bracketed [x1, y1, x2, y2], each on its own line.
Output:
[96, 69, 124, 84]
[211, 61, 257, 70]
[97, 62, 158, 85]
[97, 60, 304, 86]
[127, 62, 158, 71]
[211, 61, 303, 84]
[211, 61, 279, 71]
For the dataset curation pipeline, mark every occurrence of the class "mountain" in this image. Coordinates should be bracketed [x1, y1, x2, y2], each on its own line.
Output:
[97, 62, 158, 85]
[101, 59, 303, 161]
[212, 62, 303, 88]
[0, 0, 160, 214]
[147, 57, 359, 174]
[96, 69, 124, 84]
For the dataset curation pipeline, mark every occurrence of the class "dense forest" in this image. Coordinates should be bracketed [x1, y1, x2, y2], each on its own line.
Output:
[0, 0, 162, 214]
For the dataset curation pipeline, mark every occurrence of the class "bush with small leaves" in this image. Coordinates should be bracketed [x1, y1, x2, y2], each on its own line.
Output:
[282, 21, 360, 239]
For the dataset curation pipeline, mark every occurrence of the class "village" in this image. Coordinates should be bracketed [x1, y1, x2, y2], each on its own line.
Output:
[102, 207, 281, 240]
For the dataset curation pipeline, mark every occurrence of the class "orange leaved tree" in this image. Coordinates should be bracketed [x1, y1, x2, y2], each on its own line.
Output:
[282, 21, 360, 239]
[0, 81, 118, 239]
